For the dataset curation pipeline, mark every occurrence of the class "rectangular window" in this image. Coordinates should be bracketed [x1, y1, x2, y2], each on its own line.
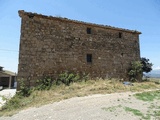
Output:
[87, 27, 91, 34]
[119, 32, 122, 38]
[87, 54, 92, 63]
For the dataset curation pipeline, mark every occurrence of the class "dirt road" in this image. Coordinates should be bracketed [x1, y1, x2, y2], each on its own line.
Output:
[1, 91, 159, 120]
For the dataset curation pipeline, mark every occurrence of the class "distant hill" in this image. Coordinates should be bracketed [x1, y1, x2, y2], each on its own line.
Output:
[144, 69, 160, 78]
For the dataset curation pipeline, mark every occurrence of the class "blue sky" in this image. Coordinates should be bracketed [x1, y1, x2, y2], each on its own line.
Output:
[0, 0, 160, 72]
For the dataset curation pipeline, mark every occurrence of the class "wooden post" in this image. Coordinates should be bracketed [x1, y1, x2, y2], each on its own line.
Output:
[14, 73, 17, 88]
[9, 76, 12, 89]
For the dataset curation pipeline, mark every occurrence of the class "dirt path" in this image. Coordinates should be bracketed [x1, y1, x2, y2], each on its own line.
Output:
[1, 91, 159, 120]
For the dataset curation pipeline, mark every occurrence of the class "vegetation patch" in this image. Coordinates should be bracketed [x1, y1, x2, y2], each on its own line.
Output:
[102, 105, 151, 119]
[150, 78, 160, 84]
[133, 90, 160, 119]
[124, 107, 150, 120]
[134, 90, 160, 101]
[102, 105, 122, 112]
[128, 57, 152, 82]
[102, 89, 160, 120]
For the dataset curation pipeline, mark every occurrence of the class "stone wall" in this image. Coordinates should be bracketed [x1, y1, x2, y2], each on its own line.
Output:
[18, 10, 141, 87]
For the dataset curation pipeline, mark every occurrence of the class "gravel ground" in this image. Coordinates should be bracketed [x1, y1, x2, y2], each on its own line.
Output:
[0, 89, 16, 108]
[1, 91, 159, 120]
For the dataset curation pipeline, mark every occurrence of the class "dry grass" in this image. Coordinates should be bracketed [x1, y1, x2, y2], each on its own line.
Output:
[1, 78, 160, 116]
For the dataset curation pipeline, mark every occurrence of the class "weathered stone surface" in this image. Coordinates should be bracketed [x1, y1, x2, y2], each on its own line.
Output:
[18, 10, 141, 87]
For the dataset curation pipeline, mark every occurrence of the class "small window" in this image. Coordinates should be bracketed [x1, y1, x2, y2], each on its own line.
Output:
[87, 27, 91, 34]
[119, 32, 122, 38]
[87, 54, 92, 63]
[121, 53, 124, 57]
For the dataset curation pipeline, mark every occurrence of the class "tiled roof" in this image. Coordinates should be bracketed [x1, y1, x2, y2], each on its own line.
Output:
[18, 10, 141, 34]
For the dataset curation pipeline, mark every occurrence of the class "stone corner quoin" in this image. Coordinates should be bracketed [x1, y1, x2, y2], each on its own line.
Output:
[17, 10, 141, 87]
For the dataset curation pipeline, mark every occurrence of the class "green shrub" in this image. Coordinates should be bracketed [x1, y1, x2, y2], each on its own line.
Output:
[18, 80, 32, 97]
[58, 72, 80, 86]
[1, 95, 22, 111]
[128, 61, 143, 82]
[81, 72, 90, 82]
[0, 79, 33, 111]
[35, 77, 53, 90]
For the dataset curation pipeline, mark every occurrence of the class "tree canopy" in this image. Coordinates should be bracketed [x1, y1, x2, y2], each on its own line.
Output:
[141, 57, 153, 73]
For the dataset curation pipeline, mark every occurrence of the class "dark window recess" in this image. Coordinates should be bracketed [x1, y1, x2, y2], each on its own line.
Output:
[87, 54, 92, 63]
[119, 32, 122, 38]
[87, 27, 91, 34]
[28, 14, 34, 19]
[121, 53, 124, 57]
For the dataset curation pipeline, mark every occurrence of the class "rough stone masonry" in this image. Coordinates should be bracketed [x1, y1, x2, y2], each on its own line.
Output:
[18, 10, 141, 87]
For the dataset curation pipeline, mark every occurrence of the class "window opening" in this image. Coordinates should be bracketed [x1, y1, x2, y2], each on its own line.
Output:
[119, 32, 122, 38]
[121, 53, 124, 57]
[87, 54, 92, 63]
[87, 27, 91, 34]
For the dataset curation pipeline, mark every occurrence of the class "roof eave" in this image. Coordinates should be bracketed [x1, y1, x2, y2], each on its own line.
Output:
[18, 10, 141, 34]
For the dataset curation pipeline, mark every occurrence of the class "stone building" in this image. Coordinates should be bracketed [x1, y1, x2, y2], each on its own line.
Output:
[18, 10, 141, 87]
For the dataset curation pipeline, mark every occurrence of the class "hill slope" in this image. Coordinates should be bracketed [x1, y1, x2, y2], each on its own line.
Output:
[144, 69, 160, 78]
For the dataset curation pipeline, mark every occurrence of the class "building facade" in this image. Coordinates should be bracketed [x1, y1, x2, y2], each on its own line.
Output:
[0, 66, 16, 89]
[18, 10, 141, 87]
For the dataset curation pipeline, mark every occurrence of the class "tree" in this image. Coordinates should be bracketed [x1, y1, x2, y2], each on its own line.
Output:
[128, 57, 153, 82]
[141, 57, 153, 73]
[128, 61, 143, 82]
